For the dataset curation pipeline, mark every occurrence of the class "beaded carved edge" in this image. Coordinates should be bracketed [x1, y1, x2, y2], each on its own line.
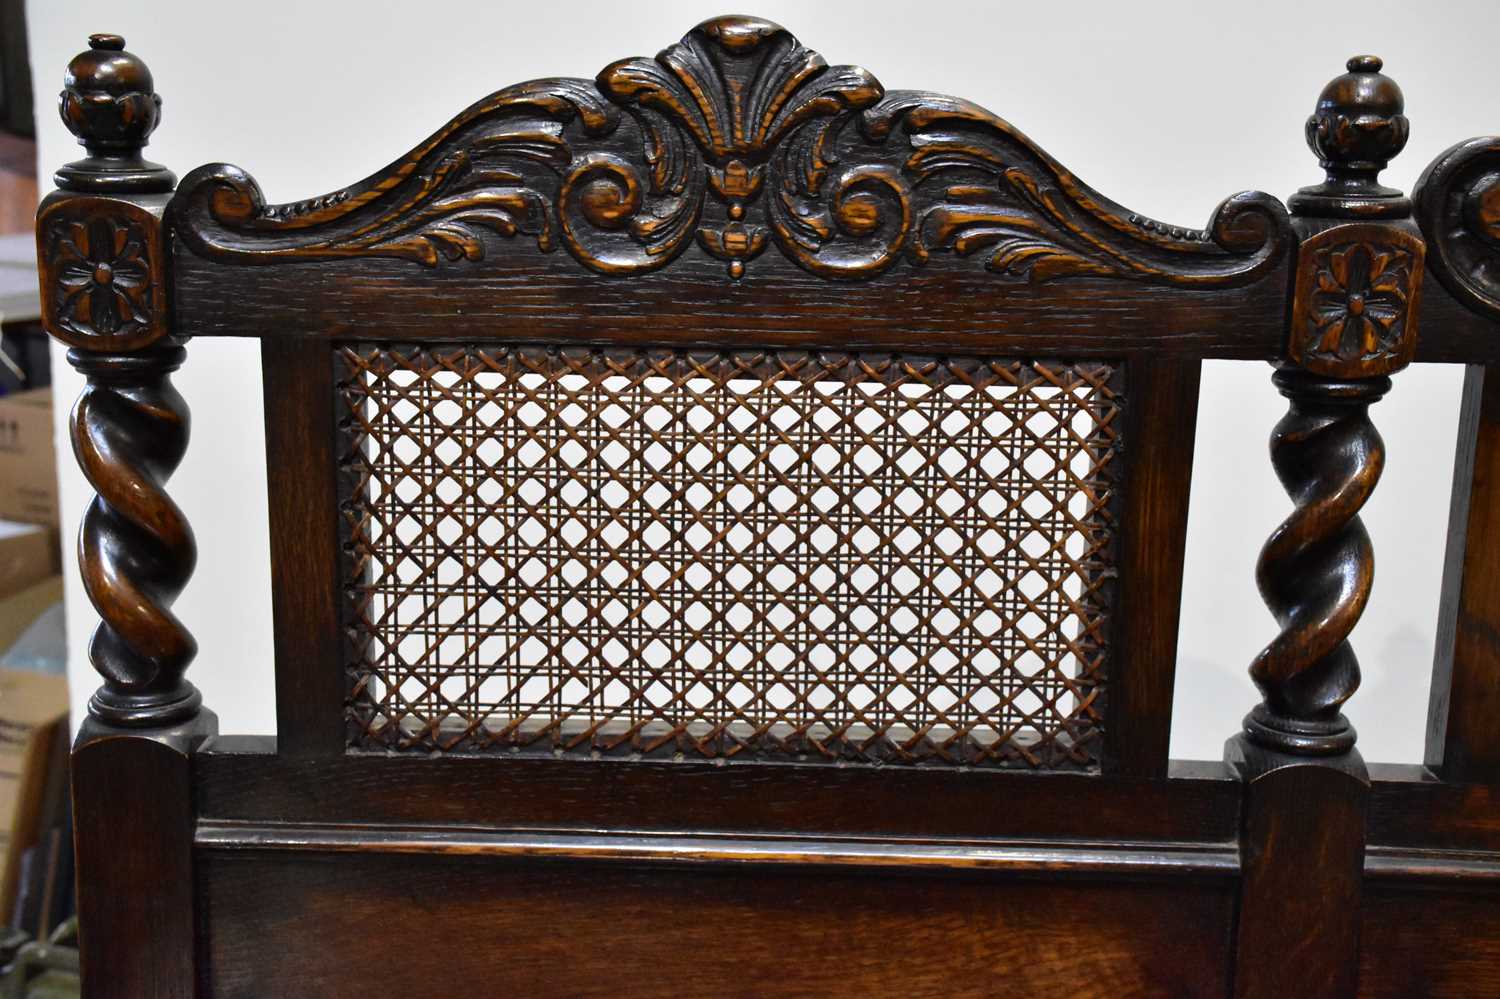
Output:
[167, 15, 1291, 284]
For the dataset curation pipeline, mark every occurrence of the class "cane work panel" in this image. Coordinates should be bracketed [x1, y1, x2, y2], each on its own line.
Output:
[338, 345, 1122, 768]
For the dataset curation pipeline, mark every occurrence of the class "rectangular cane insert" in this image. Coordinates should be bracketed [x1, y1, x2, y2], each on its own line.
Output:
[338, 345, 1121, 768]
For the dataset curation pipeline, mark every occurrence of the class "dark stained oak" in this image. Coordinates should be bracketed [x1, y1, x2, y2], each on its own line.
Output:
[1236, 59, 1423, 759]
[1367, 764, 1500, 855]
[1227, 743, 1369, 999]
[67, 347, 202, 728]
[1223, 58, 1424, 997]
[170, 246, 1293, 356]
[197, 850, 1237, 999]
[1359, 882, 1500, 998]
[1428, 363, 1500, 783]
[39, 36, 218, 993]
[194, 737, 1243, 844]
[1240, 369, 1390, 755]
[262, 339, 346, 757]
[32, 19, 1500, 999]
[1103, 356, 1201, 777]
[1416, 136, 1500, 322]
[73, 717, 214, 999]
[163, 237, 1500, 364]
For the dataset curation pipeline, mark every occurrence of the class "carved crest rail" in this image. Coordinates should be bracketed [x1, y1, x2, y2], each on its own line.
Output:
[162, 16, 1290, 286]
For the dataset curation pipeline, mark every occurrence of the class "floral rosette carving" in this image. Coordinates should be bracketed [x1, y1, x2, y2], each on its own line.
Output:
[1305, 242, 1413, 361]
[1287, 223, 1424, 377]
[54, 217, 152, 335]
[38, 197, 170, 351]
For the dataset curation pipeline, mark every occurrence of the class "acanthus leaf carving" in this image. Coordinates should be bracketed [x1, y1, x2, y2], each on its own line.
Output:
[171, 79, 620, 268]
[168, 16, 1292, 286]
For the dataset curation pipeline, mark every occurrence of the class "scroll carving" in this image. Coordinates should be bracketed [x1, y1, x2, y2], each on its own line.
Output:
[170, 16, 1291, 284]
[172, 80, 619, 268]
[1415, 136, 1500, 320]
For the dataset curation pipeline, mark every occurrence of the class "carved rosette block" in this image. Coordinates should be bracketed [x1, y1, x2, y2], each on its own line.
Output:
[37, 196, 169, 351]
[1286, 223, 1424, 378]
[1241, 57, 1424, 757]
[38, 35, 201, 730]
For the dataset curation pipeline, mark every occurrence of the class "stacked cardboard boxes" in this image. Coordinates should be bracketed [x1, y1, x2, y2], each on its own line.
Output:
[0, 388, 56, 531]
[0, 371, 70, 940]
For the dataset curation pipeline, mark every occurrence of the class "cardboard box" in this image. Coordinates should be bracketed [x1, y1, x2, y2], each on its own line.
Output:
[0, 667, 70, 926]
[0, 576, 64, 660]
[0, 524, 54, 604]
[0, 389, 57, 528]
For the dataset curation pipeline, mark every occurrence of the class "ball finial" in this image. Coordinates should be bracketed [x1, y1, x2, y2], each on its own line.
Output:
[55, 34, 174, 192]
[1291, 54, 1410, 218]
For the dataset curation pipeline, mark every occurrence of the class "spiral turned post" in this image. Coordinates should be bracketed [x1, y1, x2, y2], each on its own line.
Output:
[1227, 58, 1427, 995]
[69, 348, 200, 725]
[1238, 56, 1425, 757]
[37, 35, 204, 730]
[1244, 372, 1389, 753]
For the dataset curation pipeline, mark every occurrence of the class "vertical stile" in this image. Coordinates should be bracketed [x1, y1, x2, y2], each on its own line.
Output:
[263, 338, 347, 756]
[1102, 356, 1203, 778]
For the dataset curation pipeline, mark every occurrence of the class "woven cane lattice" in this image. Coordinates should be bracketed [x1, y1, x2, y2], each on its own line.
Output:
[338, 346, 1121, 768]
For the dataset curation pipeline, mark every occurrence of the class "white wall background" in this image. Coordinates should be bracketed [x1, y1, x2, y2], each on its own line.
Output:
[26, 0, 1500, 763]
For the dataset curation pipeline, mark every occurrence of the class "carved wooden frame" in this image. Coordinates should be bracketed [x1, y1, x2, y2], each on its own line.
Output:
[33, 19, 1500, 999]
[166, 17, 1290, 286]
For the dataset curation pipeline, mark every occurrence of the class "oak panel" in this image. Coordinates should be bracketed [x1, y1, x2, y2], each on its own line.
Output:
[198, 849, 1234, 998]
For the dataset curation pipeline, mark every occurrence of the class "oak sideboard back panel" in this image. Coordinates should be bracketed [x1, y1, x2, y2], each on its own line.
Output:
[35, 17, 1500, 998]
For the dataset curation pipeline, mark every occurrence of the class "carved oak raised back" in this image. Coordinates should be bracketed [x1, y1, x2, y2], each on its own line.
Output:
[36, 19, 1500, 998]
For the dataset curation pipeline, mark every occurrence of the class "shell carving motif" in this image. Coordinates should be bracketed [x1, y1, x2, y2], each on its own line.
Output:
[596, 16, 882, 276]
[169, 16, 1291, 284]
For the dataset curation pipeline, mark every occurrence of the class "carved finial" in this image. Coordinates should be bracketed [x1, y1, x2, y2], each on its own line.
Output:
[1291, 55, 1410, 218]
[56, 34, 175, 193]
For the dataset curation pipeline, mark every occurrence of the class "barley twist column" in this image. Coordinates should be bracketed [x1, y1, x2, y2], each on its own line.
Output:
[1238, 55, 1425, 756]
[1228, 55, 1425, 999]
[36, 34, 213, 995]
[69, 346, 200, 724]
[38, 33, 204, 729]
[1243, 371, 1388, 753]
